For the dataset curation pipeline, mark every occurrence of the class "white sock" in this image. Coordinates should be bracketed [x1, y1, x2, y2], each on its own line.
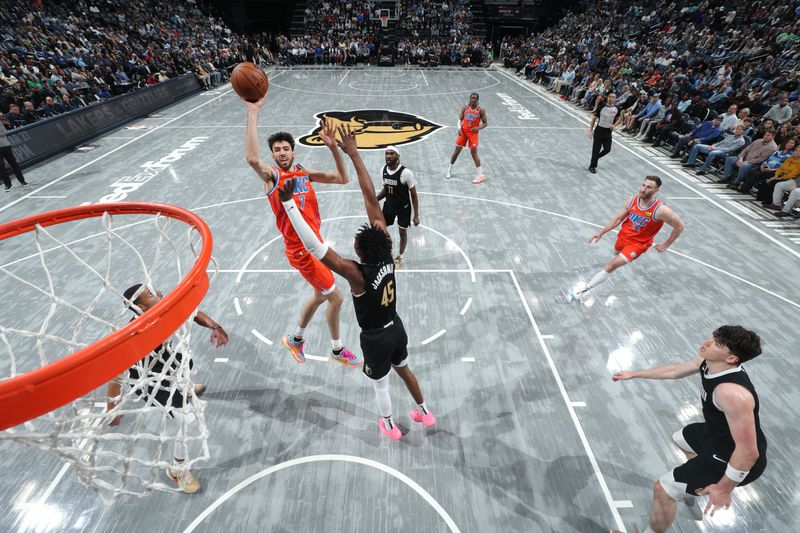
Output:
[476, 166, 482, 177]
[331, 338, 343, 351]
[447, 163, 453, 172]
[418, 402, 428, 415]
[294, 326, 305, 339]
[581, 269, 610, 293]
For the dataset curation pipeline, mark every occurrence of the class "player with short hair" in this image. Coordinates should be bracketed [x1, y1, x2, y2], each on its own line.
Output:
[568, 176, 684, 301]
[244, 94, 361, 368]
[446, 92, 488, 183]
[612, 326, 767, 533]
[106, 284, 228, 493]
[278, 126, 435, 441]
[376, 145, 419, 267]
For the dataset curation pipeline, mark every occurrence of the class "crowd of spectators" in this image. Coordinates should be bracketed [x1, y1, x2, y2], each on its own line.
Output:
[503, 0, 800, 217]
[278, 0, 490, 67]
[0, 0, 274, 130]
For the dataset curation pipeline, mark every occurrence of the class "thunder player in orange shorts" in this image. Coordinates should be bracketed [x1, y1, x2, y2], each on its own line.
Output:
[568, 175, 685, 301]
[244, 95, 361, 368]
[446, 92, 488, 184]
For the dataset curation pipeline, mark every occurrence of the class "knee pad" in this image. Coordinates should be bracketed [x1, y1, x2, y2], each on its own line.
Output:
[371, 373, 390, 391]
[658, 470, 689, 502]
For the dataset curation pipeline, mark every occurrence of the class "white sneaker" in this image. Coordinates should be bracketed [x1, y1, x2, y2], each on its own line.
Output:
[445, 170, 451, 179]
[166, 466, 201, 493]
[472, 175, 486, 184]
[566, 290, 581, 303]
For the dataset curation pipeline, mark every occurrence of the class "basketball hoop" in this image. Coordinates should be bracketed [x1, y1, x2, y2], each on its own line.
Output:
[0, 202, 214, 500]
[380, 14, 389, 28]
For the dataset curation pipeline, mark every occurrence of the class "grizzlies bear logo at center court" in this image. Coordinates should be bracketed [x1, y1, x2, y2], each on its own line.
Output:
[299, 110, 442, 149]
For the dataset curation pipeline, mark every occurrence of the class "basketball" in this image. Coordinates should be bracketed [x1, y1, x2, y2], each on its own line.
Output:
[231, 62, 268, 102]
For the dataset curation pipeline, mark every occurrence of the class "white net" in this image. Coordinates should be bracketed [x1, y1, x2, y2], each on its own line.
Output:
[0, 208, 214, 503]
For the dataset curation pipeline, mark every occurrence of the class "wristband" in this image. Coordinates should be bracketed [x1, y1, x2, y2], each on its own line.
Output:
[725, 464, 749, 483]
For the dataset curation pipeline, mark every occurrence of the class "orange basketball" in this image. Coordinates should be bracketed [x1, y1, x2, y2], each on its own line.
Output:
[231, 62, 269, 102]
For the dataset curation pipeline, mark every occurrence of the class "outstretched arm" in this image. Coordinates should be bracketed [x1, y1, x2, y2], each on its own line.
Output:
[589, 205, 628, 243]
[612, 355, 703, 381]
[654, 205, 685, 252]
[337, 125, 387, 231]
[277, 179, 365, 293]
[243, 95, 277, 189]
[306, 119, 349, 184]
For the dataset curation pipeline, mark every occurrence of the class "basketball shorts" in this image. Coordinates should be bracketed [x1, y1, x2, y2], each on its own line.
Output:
[286, 247, 336, 295]
[665, 422, 766, 499]
[382, 202, 411, 229]
[614, 238, 651, 262]
[131, 354, 192, 415]
[359, 315, 408, 381]
[455, 130, 479, 149]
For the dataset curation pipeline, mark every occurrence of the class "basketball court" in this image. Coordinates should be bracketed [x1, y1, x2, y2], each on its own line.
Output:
[1, 66, 798, 532]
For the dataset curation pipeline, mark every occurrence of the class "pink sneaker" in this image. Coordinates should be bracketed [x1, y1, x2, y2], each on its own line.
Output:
[472, 175, 486, 184]
[379, 419, 402, 440]
[281, 335, 305, 364]
[330, 346, 363, 367]
[410, 408, 436, 427]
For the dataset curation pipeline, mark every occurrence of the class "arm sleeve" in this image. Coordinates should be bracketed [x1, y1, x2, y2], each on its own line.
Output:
[281, 199, 329, 259]
[401, 168, 417, 188]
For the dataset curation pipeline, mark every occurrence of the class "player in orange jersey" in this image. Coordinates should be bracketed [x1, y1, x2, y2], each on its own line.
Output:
[244, 94, 362, 368]
[568, 175, 685, 301]
[446, 92, 488, 184]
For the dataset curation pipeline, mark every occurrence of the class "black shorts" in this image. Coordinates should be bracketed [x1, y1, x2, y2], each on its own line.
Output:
[359, 315, 408, 380]
[673, 423, 766, 496]
[382, 202, 411, 229]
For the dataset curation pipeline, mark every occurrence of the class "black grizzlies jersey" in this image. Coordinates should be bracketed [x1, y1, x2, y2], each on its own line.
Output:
[382, 165, 410, 209]
[699, 361, 767, 460]
[353, 261, 397, 330]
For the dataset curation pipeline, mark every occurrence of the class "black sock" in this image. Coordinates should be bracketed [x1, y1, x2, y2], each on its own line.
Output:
[294, 336, 303, 343]
[383, 415, 394, 429]
[332, 347, 343, 355]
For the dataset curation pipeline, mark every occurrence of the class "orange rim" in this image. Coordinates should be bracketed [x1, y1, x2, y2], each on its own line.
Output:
[0, 202, 213, 431]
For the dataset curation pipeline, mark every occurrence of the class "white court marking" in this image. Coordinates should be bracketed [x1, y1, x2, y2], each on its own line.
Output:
[349, 82, 419, 92]
[614, 500, 634, 509]
[459, 297, 473, 315]
[268, 69, 501, 97]
[421, 329, 447, 346]
[570, 401, 587, 407]
[493, 67, 800, 259]
[214, 358, 229, 363]
[250, 329, 273, 346]
[508, 269, 626, 532]
[181, 454, 461, 533]
[233, 297, 243, 316]
[540, 334, 555, 339]
[338, 69, 351, 85]
[461, 357, 476, 362]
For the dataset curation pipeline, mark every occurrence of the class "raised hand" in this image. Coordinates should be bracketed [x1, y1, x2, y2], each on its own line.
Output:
[337, 124, 358, 155]
[210, 326, 228, 347]
[278, 178, 296, 202]
[244, 93, 268, 113]
[319, 118, 339, 148]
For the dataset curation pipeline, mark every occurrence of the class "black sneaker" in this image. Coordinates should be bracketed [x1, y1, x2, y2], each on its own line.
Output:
[681, 163, 695, 167]
[21, 183, 29, 189]
[4, 186, 11, 192]
[588, 167, 597, 174]
[716, 177, 731, 184]
[774, 211, 792, 218]
[696, 170, 706, 175]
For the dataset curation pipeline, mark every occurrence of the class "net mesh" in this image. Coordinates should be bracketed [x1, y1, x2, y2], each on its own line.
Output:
[0, 209, 213, 503]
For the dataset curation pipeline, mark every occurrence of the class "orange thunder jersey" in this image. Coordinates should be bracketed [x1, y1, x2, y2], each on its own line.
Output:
[617, 195, 665, 246]
[265, 163, 323, 250]
[461, 104, 482, 133]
